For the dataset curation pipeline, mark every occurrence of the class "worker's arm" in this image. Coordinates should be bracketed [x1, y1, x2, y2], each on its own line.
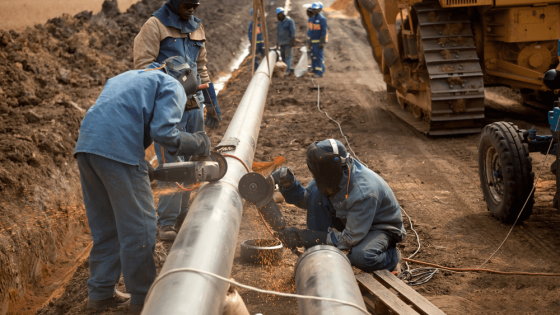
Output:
[150, 79, 210, 157]
[327, 195, 378, 250]
[272, 167, 308, 209]
[320, 16, 328, 38]
[196, 42, 211, 84]
[289, 18, 297, 40]
[134, 17, 162, 70]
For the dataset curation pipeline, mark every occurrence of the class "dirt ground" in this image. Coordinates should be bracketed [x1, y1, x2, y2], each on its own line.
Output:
[9, 0, 560, 314]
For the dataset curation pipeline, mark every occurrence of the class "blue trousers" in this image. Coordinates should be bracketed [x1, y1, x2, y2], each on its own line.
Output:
[154, 108, 203, 227]
[310, 43, 325, 76]
[77, 153, 156, 305]
[252, 43, 266, 69]
[280, 44, 293, 73]
[306, 186, 400, 272]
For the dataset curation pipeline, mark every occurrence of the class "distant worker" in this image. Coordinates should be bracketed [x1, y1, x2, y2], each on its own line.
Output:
[248, 8, 266, 69]
[75, 56, 211, 313]
[134, 0, 221, 241]
[307, 2, 327, 78]
[272, 139, 406, 273]
[276, 7, 296, 75]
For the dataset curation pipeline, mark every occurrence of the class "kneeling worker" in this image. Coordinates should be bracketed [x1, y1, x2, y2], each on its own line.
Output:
[272, 139, 405, 272]
[74, 56, 211, 312]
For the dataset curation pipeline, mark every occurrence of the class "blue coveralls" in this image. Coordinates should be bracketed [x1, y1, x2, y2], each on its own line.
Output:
[280, 158, 406, 272]
[151, 4, 205, 228]
[74, 67, 204, 305]
[307, 13, 327, 76]
[249, 20, 266, 69]
[277, 16, 296, 73]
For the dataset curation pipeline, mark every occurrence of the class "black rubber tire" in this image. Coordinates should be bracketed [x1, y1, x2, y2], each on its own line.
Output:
[478, 122, 534, 223]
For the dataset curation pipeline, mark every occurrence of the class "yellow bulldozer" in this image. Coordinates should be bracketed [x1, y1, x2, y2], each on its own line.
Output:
[355, 0, 560, 135]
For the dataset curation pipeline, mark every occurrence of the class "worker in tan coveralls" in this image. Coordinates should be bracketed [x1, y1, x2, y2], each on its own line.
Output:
[133, 0, 221, 242]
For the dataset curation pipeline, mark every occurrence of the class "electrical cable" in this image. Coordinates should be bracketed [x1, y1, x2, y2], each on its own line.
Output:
[478, 116, 560, 269]
[145, 267, 372, 315]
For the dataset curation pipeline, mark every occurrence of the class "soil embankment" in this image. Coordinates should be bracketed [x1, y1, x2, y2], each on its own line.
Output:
[0, 0, 251, 314]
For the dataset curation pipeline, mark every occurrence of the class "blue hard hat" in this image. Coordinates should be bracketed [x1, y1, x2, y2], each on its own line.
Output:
[276, 7, 285, 14]
[311, 3, 321, 9]
[317, 1, 324, 8]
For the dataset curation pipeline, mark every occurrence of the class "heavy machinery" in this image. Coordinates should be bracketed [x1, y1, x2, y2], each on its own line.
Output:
[355, 0, 560, 135]
[477, 69, 560, 223]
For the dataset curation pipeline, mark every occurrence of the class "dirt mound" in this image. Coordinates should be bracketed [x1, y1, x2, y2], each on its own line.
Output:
[329, 0, 359, 17]
[0, 0, 251, 313]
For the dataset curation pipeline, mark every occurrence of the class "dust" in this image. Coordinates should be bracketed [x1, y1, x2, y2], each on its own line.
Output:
[442, 23, 464, 36]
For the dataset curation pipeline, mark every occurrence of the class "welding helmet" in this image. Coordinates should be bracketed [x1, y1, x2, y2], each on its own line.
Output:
[276, 7, 285, 14]
[162, 56, 198, 97]
[306, 139, 348, 196]
[544, 69, 560, 91]
[311, 2, 321, 9]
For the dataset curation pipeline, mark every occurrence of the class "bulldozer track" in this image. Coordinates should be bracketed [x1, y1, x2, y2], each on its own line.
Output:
[392, 1, 485, 136]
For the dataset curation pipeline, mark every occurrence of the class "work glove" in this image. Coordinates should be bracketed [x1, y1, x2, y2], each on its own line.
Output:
[146, 159, 155, 182]
[192, 131, 211, 157]
[277, 227, 302, 249]
[203, 82, 222, 129]
[319, 37, 326, 49]
[289, 37, 296, 47]
[271, 167, 296, 189]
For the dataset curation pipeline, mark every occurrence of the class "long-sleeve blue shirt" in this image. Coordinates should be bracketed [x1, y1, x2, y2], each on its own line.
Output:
[248, 21, 264, 44]
[280, 158, 406, 249]
[74, 68, 191, 166]
[307, 13, 327, 41]
[277, 16, 296, 46]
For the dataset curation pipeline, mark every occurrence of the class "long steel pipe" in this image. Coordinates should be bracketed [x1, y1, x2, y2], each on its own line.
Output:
[142, 51, 278, 315]
[294, 246, 367, 315]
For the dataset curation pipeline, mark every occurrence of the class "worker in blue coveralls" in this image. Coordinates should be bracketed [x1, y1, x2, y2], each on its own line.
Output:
[249, 8, 266, 69]
[75, 56, 212, 313]
[272, 139, 406, 273]
[134, 0, 221, 242]
[307, 2, 327, 78]
[276, 7, 296, 75]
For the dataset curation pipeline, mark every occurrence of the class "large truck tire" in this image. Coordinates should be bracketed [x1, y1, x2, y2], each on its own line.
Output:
[478, 122, 534, 223]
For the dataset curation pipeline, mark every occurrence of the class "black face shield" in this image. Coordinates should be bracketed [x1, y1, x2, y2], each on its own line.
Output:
[306, 142, 344, 196]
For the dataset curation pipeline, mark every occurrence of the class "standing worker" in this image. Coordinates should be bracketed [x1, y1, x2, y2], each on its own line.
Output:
[276, 7, 296, 75]
[75, 56, 212, 313]
[249, 8, 266, 69]
[133, 0, 222, 241]
[307, 2, 327, 78]
[272, 139, 406, 272]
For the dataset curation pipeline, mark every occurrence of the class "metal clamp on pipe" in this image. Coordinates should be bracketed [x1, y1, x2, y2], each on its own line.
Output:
[295, 246, 368, 315]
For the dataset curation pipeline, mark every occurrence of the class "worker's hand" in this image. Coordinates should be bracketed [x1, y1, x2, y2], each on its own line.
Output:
[271, 167, 295, 189]
[192, 131, 211, 157]
[319, 37, 326, 49]
[276, 227, 302, 249]
[146, 159, 155, 182]
[205, 104, 222, 129]
[289, 37, 296, 47]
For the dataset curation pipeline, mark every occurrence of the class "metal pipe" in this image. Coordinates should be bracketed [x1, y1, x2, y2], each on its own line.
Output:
[142, 51, 278, 315]
[294, 245, 367, 315]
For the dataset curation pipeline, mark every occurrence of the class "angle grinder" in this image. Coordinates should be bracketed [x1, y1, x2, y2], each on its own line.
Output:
[238, 172, 286, 232]
[149, 151, 228, 186]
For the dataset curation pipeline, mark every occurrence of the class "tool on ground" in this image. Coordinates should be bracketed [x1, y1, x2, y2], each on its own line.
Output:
[149, 151, 227, 186]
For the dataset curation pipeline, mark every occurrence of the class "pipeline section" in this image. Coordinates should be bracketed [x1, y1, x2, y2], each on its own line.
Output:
[295, 246, 367, 315]
[142, 50, 278, 315]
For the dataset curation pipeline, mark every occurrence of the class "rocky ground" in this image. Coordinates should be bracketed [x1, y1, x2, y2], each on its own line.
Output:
[4, 0, 560, 314]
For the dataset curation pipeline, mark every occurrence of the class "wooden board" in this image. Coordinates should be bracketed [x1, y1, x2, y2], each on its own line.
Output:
[356, 273, 421, 315]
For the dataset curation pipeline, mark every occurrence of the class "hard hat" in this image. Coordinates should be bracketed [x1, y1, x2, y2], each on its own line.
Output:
[276, 7, 285, 14]
[311, 3, 321, 9]
[316, 2, 324, 8]
[181, 0, 200, 4]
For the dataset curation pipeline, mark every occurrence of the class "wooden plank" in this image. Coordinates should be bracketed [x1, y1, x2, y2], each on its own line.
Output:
[356, 273, 421, 315]
[373, 270, 447, 315]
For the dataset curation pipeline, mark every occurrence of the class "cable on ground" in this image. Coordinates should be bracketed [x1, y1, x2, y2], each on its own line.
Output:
[478, 116, 560, 269]
[145, 267, 372, 315]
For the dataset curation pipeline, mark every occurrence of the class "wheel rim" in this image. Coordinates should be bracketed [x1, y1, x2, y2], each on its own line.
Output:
[485, 146, 504, 204]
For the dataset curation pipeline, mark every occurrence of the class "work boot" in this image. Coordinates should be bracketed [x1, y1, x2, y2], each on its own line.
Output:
[129, 303, 144, 314]
[312, 73, 323, 78]
[158, 225, 177, 241]
[87, 289, 130, 311]
[392, 248, 402, 274]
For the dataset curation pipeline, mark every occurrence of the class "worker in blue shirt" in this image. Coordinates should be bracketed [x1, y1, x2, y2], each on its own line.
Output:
[276, 7, 296, 75]
[248, 8, 266, 69]
[272, 139, 406, 273]
[75, 56, 211, 312]
[307, 2, 327, 78]
[134, 0, 221, 242]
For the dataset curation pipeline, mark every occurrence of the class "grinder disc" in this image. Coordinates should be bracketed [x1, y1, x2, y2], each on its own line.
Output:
[238, 172, 274, 204]
[208, 151, 228, 181]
